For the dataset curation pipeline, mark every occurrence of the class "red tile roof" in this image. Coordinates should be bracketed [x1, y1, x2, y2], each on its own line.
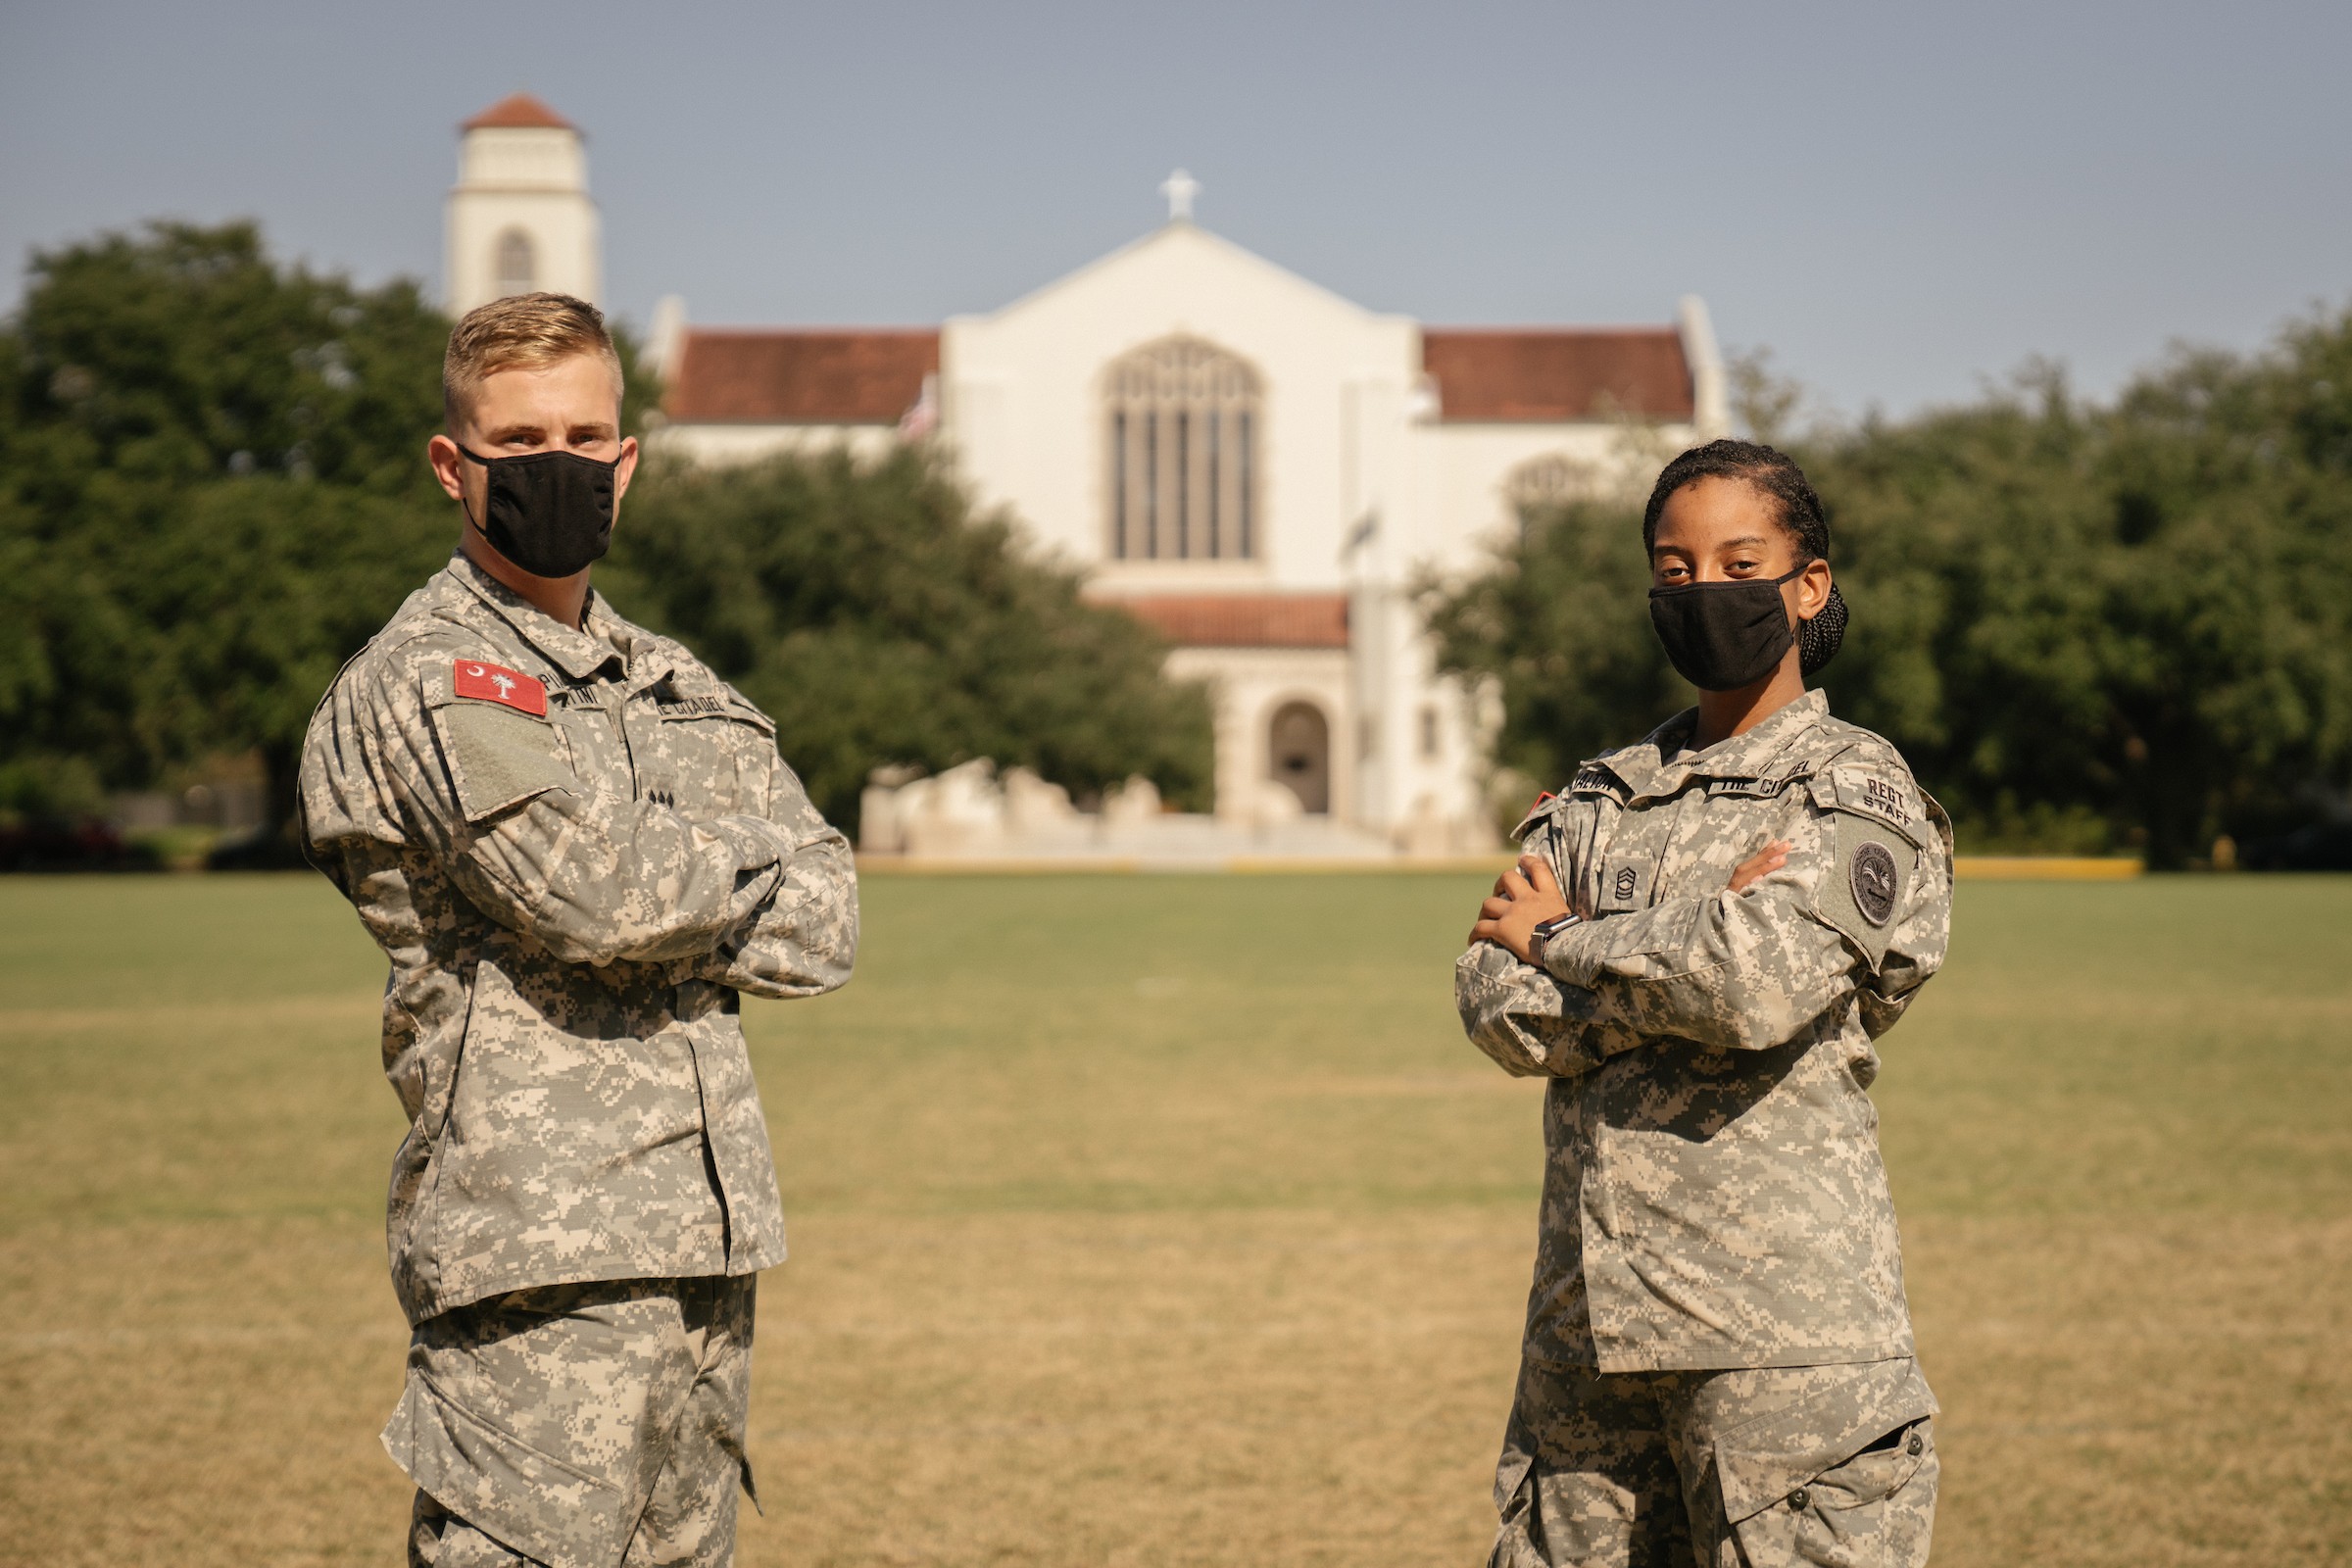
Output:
[1102, 594, 1350, 649]
[1421, 328, 1692, 421]
[664, 329, 940, 424]
[463, 93, 575, 132]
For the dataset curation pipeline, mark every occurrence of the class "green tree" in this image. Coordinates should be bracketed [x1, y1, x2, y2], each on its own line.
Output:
[1808, 351, 2352, 864]
[603, 449, 1214, 830]
[8, 220, 447, 496]
[0, 222, 455, 831]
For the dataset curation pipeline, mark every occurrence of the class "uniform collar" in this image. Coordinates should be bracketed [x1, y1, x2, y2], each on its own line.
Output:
[583, 593, 681, 697]
[445, 552, 624, 682]
[1605, 688, 1830, 801]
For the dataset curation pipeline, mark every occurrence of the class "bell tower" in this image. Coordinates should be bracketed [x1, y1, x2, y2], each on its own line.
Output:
[444, 93, 600, 317]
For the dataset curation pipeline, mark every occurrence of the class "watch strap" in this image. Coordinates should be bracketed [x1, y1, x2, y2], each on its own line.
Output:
[1529, 911, 1581, 968]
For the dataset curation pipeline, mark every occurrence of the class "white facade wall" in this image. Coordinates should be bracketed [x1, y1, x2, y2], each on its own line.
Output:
[446, 126, 601, 317]
[939, 224, 1476, 840]
[1406, 421, 1685, 567]
[942, 225, 1417, 593]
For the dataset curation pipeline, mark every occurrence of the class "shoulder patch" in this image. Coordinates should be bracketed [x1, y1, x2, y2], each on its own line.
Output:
[1815, 811, 1916, 967]
[452, 660, 548, 717]
[1810, 763, 1925, 844]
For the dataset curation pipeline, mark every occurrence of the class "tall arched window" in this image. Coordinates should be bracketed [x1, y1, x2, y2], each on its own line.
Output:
[494, 228, 537, 297]
[1104, 335, 1262, 561]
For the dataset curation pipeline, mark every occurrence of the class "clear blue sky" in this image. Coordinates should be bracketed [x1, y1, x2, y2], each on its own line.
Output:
[4, 0, 2346, 418]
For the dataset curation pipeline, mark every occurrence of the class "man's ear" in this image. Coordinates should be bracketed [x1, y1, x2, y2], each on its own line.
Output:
[428, 434, 468, 504]
[612, 435, 640, 508]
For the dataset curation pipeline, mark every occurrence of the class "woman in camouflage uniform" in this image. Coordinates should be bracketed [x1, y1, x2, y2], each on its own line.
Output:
[1460, 440, 1953, 1568]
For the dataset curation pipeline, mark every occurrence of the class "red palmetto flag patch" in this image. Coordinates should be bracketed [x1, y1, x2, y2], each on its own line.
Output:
[452, 660, 548, 717]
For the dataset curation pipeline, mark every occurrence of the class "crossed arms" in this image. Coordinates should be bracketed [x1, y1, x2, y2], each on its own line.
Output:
[312, 651, 857, 999]
[1456, 809, 1917, 1078]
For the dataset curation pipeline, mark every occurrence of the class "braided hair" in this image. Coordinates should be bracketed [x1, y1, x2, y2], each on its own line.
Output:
[1642, 439, 1848, 675]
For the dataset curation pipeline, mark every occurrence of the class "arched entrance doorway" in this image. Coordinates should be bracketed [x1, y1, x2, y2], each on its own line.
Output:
[1268, 701, 1331, 814]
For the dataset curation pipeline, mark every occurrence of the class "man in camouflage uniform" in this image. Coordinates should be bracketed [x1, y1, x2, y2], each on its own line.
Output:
[300, 293, 857, 1567]
[1460, 443, 1953, 1567]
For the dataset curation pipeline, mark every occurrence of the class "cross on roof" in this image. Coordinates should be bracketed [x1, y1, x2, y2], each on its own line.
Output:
[1159, 169, 1200, 223]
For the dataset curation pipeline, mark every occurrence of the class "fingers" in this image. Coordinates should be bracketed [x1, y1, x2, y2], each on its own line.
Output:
[1728, 840, 1792, 894]
[1479, 857, 1552, 939]
[1492, 860, 1537, 898]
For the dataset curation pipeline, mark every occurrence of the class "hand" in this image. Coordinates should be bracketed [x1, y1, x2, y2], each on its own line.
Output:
[1469, 855, 1573, 963]
[1729, 840, 1790, 894]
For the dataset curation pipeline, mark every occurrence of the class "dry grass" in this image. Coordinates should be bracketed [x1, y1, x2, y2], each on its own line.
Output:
[0, 871, 2347, 1565]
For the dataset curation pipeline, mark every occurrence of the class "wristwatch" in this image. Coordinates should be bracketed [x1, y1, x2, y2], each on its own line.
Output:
[1528, 911, 1581, 968]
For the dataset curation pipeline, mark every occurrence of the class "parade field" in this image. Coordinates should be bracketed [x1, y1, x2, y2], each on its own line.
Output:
[1, 869, 2348, 1567]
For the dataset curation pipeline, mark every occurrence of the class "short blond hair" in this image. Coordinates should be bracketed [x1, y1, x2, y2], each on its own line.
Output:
[443, 292, 623, 430]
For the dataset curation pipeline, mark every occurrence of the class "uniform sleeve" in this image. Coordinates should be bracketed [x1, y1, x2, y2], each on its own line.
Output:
[1533, 760, 1952, 1054]
[678, 747, 858, 1000]
[307, 646, 798, 967]
[1455, 798, 1650, 1079]
[1455, 939, 1650, 1078]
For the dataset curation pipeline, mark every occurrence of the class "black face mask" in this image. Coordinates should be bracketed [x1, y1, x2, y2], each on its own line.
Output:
[457, 445, 618, 578]
[1648, 567, 1803, 692]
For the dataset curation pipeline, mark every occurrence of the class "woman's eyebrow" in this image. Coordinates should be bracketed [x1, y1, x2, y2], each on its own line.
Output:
[1718, 534, 1771, 549]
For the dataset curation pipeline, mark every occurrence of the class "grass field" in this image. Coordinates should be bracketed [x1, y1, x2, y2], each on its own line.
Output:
[1, 870, 2348, 1567]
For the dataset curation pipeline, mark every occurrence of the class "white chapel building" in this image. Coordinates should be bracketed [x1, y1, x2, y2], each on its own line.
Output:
[445, 99, 1726, 858]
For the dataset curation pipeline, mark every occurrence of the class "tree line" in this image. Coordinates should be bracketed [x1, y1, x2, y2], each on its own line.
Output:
[1425, 331, 2352, 867]
[5, 220, 2347, 868]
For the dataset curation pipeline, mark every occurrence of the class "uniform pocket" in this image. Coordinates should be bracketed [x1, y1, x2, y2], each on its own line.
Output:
[647, 712, 772, 816]
[1727, 1419, 1938, 1568]
[1709, 1358, 1936, 1524]
[384, 1334, 637, 1568]
[1806, 1417, 1933, 1508]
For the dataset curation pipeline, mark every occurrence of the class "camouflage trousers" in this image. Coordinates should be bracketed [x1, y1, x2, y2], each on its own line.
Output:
[1490, 1356, 1938, 1568]
[385, 1275, 759, 1568]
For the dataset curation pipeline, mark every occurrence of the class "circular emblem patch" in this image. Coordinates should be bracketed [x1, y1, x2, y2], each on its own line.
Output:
[1613, 866, 1638, 900]
[1850, 841, 1899, 928]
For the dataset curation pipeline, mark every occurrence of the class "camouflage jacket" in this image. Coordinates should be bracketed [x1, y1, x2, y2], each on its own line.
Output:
[1456, 690, 1952, 1373]
[299, 554, 857, 1326]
